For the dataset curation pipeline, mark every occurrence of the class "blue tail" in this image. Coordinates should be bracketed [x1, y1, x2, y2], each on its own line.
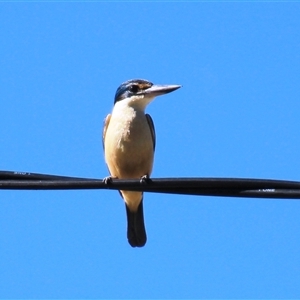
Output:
[125, 199, 147, 247]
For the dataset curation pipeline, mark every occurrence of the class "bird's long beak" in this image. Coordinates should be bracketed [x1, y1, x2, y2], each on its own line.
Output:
[143, 84, 181, 97]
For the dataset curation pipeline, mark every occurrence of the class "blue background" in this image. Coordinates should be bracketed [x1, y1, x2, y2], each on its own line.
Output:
[1, 2, 300, 298]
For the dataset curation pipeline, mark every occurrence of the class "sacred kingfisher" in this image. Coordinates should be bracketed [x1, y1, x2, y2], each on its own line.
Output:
[103, 79, 181, 247]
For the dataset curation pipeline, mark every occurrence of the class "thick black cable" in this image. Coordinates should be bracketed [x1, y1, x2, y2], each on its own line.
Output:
[1, 170, 300, 199]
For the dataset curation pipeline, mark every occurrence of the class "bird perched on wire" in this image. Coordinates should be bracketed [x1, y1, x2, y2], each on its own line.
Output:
[103, 79, 181, 247]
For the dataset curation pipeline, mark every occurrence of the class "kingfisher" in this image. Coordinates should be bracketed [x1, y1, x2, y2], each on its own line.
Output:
[103, 79, 181, 247]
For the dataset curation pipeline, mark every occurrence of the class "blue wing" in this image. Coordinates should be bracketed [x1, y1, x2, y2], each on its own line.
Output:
[145, 114, 156, 151]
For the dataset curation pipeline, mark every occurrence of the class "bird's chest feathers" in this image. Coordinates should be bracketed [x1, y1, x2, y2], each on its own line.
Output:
[110, 106, 151, 152]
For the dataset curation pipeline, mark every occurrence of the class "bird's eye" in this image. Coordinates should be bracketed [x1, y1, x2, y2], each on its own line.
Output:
[129, 85, 139, 93]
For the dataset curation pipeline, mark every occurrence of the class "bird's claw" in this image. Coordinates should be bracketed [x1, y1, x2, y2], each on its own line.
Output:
[103, 176, 115, 185]
[140, 174, 151, 184]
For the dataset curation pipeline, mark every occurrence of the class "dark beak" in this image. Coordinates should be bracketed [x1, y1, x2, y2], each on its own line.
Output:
[143, 84, 181, 97]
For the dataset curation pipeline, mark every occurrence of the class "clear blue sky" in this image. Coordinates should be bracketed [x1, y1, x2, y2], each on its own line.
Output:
[1, 2, 300, 298]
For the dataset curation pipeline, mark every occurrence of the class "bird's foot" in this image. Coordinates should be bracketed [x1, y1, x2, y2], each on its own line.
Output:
[103, 175, 117, 185]
[140, 174, 151, 184]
